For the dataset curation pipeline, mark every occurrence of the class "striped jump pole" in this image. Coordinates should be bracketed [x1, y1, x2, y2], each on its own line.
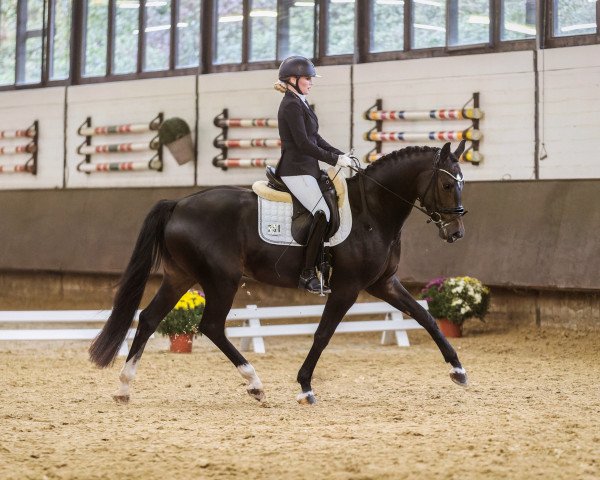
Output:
[365, 149, 484, 164]
[0, 127, 36, 139]
[364, 129, 482, 142]
[77, 138, 159, 155]
[0, 162, 35, 174]
[0, 143, 36, 155]
[214, 118, 278, 128]
[77, 114, 162, 136]
[77, 155, 162, 173]
[364, 108, 483, 121]
[213, 138, 281, 149]
[213, 158, 279, 169]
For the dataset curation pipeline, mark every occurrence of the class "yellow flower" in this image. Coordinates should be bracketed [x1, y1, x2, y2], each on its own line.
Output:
[171, 290, 205, 311]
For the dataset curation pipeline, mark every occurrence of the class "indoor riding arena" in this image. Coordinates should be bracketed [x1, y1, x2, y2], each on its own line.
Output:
[0, 1, 598, 479]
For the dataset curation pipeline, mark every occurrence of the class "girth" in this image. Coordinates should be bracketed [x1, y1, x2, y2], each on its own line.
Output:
[265, 166, 341, 245]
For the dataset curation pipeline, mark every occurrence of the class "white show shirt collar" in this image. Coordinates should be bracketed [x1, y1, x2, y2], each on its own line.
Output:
[291, 90, 308, 104]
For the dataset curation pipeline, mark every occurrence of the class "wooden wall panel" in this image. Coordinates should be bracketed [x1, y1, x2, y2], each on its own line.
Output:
[0, 180, 598, 291]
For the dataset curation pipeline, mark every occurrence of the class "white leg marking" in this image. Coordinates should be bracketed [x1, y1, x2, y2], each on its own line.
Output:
[237, 363, 263, 391]
[115, 357, 138, 397]
[296, 390, 314, 402]
[450, 367, 466, 375]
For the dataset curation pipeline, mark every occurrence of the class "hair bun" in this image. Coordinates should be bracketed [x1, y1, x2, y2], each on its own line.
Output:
[273, 81, 286, 93]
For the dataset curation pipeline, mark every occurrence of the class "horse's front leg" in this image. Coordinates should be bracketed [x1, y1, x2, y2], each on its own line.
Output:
[296, 289, 359, 405]
[367, 275, 468, 387]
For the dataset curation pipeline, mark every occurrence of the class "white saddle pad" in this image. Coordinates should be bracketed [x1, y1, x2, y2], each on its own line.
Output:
[257, 194, 352, 247]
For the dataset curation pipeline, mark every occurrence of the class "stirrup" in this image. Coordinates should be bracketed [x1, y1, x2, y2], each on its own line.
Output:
[299, 269, 330, 295]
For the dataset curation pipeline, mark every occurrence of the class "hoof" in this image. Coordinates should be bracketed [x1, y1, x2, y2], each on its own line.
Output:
[296, 390, 317, 405]
[247, 388, 266, 402]
[112, 394, 130, 404]
[449, 367, 468, 387]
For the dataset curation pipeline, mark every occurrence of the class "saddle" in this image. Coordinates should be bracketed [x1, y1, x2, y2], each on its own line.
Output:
[253, 166, 342, 245]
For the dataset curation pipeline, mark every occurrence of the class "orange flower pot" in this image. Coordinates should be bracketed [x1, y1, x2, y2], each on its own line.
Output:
[169, 333, 194, 353]
[436, 318, 463, 338]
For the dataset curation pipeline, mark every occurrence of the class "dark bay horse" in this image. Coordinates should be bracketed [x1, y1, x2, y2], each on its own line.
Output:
[89, 141, 469, 405]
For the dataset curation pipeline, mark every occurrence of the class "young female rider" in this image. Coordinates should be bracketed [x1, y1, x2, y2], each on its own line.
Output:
[274, 55, 353, 294]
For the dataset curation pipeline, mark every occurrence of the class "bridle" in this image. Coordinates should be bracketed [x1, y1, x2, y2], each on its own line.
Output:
[347, 149, 467, 228]
[417, 150, 467, 228]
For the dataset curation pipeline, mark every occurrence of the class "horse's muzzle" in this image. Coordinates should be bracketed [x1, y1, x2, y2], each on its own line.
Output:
[439, 218, 464, 243]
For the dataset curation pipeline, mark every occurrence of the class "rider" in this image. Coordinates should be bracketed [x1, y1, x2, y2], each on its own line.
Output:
[274, 55, 353, 294]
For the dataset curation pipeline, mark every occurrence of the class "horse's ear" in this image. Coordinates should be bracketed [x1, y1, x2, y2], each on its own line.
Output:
[440, 142, 451, 159]
[453, 140, 466, 160]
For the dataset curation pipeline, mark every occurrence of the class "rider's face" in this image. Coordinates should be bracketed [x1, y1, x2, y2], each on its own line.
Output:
[296, 76, 313, 95]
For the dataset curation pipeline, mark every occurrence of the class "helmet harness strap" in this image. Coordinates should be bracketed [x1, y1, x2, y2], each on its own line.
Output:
[285, 78, 303, 95]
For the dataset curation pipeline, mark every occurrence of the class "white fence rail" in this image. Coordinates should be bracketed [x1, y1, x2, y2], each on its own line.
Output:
[0, 310, 140, 356]
[225, 301, 426, 353]
[0, 301, 427, 355]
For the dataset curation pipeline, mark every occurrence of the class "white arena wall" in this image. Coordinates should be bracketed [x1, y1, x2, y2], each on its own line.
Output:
[354, 51, 535, 181]
[0, 87, 65, 190]
[0, 45, 599, 189]
[65, 76, 197, 188]
[197, 65, 351, 186]
[539, 44, 600, 179]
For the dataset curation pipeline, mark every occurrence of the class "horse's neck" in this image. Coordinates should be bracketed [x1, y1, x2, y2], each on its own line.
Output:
[351, 155, 428, 234]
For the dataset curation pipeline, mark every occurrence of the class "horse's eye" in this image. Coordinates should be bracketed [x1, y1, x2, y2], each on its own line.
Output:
[443, 182, 453, 190]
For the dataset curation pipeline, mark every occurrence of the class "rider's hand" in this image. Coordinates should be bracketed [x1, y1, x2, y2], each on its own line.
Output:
[337, 154, 353, 168]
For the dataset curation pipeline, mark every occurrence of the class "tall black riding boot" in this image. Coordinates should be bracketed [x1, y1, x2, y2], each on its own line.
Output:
[299, 210, 330, 295]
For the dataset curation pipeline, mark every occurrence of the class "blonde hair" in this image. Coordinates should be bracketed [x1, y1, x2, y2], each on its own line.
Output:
[273, 80, 287, 94]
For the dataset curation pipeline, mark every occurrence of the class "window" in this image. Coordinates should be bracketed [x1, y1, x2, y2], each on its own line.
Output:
[370, 0, 404, 53]
[176, 0, 201, 68]
[412, 0, 446, 49]
[278, 0, 315, 59]
[215, 0, 243, 64]
[114, 0, 139, 75]
[84, 0, 108, 77]
[1, 1, 599, 87]
[449, 0, 490, 47]
[49, 0, 72, 80]
[144, 0, 171, 71]
[326, 0, 355, 56]
[250, 0, 277, 61]
[0, 0, 17, 86]
[502, 0, 536, 41]
[553, 0, 597, 37]
[17, 0, 44, 84]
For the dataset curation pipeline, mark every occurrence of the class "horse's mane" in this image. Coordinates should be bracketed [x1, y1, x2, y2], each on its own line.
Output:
[362, 145, 440, 174]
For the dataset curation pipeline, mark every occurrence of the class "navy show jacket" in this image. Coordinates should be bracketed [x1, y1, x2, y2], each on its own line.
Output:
[275, 90, 343, 178]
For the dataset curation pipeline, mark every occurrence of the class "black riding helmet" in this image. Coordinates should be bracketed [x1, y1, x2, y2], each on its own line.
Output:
[278, 56, 320, 94]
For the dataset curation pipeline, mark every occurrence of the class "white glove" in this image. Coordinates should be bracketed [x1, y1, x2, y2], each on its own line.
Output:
[337, 154, 353, 168]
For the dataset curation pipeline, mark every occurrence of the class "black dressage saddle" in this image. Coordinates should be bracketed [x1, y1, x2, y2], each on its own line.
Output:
[265, 166, 341, 245]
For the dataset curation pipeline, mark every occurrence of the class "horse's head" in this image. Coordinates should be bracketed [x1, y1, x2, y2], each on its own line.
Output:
[417, 141, 466, 243]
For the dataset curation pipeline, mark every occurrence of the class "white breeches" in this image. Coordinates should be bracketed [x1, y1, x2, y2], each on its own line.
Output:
[281, 175, 330, 221]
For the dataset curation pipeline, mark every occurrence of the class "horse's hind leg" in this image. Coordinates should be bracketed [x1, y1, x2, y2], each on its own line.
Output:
[199, 279, 265, 402]
[113, 273, 192, 404]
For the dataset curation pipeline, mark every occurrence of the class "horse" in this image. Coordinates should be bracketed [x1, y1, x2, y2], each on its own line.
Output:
[89, 141, 468, 405]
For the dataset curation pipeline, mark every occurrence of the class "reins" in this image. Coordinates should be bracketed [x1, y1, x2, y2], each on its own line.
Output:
[347, 149, 466, 226]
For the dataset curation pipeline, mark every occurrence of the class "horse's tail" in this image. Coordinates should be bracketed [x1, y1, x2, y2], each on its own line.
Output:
[89, 199, 177, 368]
